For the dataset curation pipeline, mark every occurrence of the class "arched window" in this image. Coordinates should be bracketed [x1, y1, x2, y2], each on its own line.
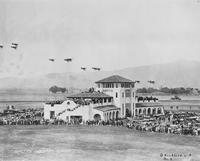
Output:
[116, 111, 119, 120]
[139, 109, 142, 114]
[109, 112, 112, 120]
[147, 108, 151, 115]
[143, 108, 146, 115]
[94, 114, 101, 121]
[135, 109, 138, 116]
[116, 92, 118, 98]
[112, 112, 115, 120]
[152, 108, 156, 115]
[157, 108, 162, 114]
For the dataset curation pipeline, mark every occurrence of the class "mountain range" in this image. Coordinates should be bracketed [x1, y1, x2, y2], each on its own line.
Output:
[0, 60, 200, 90]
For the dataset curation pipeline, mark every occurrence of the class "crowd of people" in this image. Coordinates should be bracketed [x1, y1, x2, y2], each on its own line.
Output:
[127, 111, 200, 136]
[0, 106, 44, 125]
[1, 105, 200, 136]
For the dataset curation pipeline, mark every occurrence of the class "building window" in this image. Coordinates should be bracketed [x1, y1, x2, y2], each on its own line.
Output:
[116, 92, 118, 98]
[122, 92, 124, 98]
[105, 83, 114, 88]
[125, 103, 131, 108]
[116, 83, 118, 88]
[50, 111, 55, 119]
[121, 83, 131, 88]
[125, 90, 131, 97]
[126, 83, 130, 88]
[98, 84, 100, 88]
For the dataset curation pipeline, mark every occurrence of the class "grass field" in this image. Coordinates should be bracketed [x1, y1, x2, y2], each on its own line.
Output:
[0, 125, 200, 161]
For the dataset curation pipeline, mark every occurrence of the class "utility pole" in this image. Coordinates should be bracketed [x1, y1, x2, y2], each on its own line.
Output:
[148, 80, 155, 97]
[133, 80, 140, 118]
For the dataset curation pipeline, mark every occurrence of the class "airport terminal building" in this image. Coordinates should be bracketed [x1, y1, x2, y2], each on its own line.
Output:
[43, 75, 164, 122]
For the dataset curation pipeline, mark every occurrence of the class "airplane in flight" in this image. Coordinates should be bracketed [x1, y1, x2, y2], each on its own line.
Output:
[11, 46, 17, 50]
[49, 58, 55, 62]
[11, 43, 18, 50]
[64, 58, 72, 62]
[12, 43, 18, 46]
[92, 67, 101, 71]
[81, 67, 86, 71]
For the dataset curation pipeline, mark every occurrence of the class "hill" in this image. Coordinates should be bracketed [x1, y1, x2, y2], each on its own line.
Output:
[0, 60, 200, 90]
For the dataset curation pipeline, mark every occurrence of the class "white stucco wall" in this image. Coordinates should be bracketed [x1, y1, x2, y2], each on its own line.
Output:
[43, 100, 104, 121]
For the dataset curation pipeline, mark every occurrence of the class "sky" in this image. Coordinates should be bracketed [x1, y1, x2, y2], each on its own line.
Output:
[0, 0, 200, 77]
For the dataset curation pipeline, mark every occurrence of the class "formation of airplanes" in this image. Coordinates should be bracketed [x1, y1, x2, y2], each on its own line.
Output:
[0, 42, 157, 85]
[48, 58, 101, 71]
[0, 42, 101, 72]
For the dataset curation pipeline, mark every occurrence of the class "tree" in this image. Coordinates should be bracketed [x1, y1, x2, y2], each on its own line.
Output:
[160, 87, 170, 93]
[49, 86, 67, 93]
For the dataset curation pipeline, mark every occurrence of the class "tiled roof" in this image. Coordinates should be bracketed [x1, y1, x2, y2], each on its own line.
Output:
[94, 105, 120, 112]
[136, 102, 163, 107]
[67, 91, 112, 98]
[160, 101, 200, 106]
[95, 75, 133, 83]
